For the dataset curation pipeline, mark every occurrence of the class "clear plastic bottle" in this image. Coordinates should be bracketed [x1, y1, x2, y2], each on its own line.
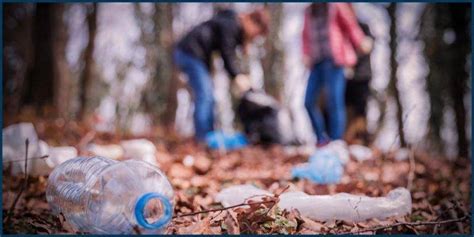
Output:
[46, 156, 174, 234]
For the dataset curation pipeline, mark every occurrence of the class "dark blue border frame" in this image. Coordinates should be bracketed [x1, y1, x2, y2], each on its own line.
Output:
[1, 2, 3, 236]
[1, 0, 473, 3]
[0, 1, 473, 236]
[471, 1, 473, 234]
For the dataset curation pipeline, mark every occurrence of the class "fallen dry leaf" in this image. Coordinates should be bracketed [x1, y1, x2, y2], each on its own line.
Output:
[222, 210, 240, 234]
[176, 216, 214, 234]
[2, 117, 471, 234]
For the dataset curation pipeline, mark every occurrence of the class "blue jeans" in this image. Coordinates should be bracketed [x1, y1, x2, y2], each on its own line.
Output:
[304, 58, 346, 144]
[174, 49, 214, 141]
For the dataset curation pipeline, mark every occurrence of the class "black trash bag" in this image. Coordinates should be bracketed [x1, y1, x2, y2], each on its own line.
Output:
[237, 89, 282, 144]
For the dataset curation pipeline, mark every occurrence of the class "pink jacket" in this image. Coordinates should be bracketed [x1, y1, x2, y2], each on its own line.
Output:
[302, 3, 365, 67]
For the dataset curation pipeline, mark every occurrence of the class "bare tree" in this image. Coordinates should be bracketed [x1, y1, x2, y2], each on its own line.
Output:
[156, 4, 176, 125]
[51, 4, 72, 117]
[447, 4, 470, 159]
[135, 3, 175, 124]
[78, 3, 98, 120]
[421, 4, 448, 153]
[387, 3, 407, 147]
[3, 4, 34, 116]
[261, 3, 285, 101]
[421, 3, 471, 158]
[19, 3, 71, 117]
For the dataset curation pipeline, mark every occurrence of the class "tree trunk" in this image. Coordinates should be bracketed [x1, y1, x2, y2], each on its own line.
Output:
[421, 4, 446, 153]
[51, 4, 71, 117]
[21, 3, 71, 117]
[78, 3, 98, 120]
[156, 3, 175, 124]
[387, 3, 407, 147]
[3, 4, 34, 116]
[448, 4, 470, 159]
[421, 3, 471, 158]
[161, 4, 179, 125]
[261, 3, 285, 101]
[23, 4, 55, 109]
[138, 3, 175, 124]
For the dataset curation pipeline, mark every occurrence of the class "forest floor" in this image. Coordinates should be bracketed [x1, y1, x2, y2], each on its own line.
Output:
[2, 117, 472, 234]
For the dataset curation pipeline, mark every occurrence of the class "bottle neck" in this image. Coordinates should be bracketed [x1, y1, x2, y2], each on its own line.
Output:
[134, 192, 173, 230]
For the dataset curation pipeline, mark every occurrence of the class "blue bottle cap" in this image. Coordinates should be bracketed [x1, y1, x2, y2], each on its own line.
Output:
[134, 192, 173, 230]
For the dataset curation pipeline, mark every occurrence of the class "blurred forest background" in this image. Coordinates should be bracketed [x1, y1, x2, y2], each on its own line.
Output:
[3, 2, 471, 159]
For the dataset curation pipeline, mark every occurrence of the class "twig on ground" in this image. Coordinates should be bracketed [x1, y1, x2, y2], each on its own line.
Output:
[243, 194, 273, 202]
[405, 223, 420, 234]
[173, 185, 290, 219]
[262, 198, 278, 217]
[407, 147, 416, 191]
[3, 155, 49, 163]
[4, 139, 30, 226]
[173, 200, 277, 219]
[77, 130, 96, 150]
[208, 209, 226, 222]
[338, 215, 469, 235]
[275, 185, 290, 197]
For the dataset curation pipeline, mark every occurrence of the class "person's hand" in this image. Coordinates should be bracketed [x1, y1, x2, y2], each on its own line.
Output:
[344, 67, 355, 79]
[232, 74, 252, 97]
[303, 55, 313, 69]
[359, 37, 374, 55]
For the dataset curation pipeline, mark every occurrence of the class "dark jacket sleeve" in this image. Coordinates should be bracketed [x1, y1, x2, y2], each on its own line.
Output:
[353, 22, 373, 81]
[217, 21, 241, 79]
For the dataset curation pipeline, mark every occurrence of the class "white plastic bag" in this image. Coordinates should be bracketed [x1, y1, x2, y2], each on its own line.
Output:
[278, 188, 412, 222]
[216, 185, 412, 222]
[3, 123, 40, 162]
[86, 143, 124, 160]
[47, 146, 78, 168]
[28, 140, 51, 176]
[120, 139, 158, 167]
[349, 144, 374, 162]
[215, 184, 272, 207]
[3, 123, 48, 176]
[395, 148, 410, 161]
[31, 145, 79, 176]
[319, 140, 349, 164]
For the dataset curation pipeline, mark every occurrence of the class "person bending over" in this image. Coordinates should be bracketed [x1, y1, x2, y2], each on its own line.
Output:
[174, 8, 269, 141]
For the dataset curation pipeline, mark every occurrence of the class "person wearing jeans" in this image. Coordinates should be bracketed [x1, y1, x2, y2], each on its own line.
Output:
[305, 58, 346, 144]
[301, 3, 372, 146]
[174, 8, 269, 141]
[174, 49, 215, 140]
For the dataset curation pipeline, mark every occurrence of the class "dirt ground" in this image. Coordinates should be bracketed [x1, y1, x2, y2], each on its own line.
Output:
[2, 118, 472, 234]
